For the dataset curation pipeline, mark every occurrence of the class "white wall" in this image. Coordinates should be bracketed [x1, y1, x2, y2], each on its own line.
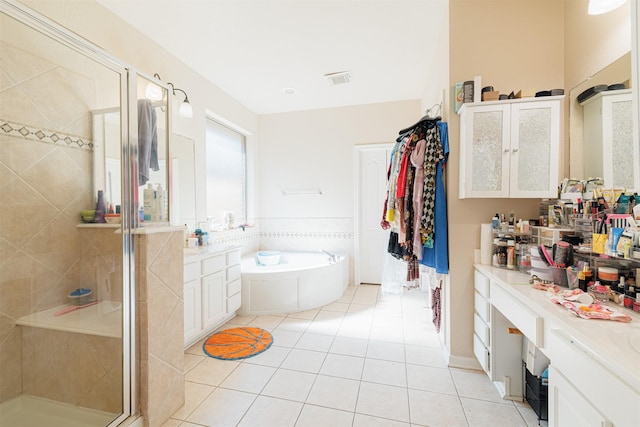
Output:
[257, 100, 421, 281]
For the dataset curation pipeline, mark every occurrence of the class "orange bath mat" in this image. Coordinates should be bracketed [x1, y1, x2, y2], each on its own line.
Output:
[203, 327, 273, 360]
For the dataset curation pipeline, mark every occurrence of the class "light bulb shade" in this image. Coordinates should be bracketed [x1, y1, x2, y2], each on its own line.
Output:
[145, 82, 163, 101]
[588, 0, 627, 15]
[179, 100, 193, 118]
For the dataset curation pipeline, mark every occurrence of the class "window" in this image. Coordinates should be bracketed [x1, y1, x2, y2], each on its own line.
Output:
[205, 118, 246, 226]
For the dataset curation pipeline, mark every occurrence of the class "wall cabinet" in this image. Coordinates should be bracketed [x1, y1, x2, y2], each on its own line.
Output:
[459, 97, 563, 198]
[582, 89, 639, 191]
[183, 246, 242, 348]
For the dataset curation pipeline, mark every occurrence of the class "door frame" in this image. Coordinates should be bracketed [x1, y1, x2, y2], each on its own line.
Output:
[353, 143, 394, 287]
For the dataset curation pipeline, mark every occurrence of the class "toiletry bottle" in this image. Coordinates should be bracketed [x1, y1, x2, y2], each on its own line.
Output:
[143, 183, 154, 221]
[139, 205, 144, 222]
[94, 190, 106, 223]
[492, 214, 499, 230]
[506, 240, 515, 269]
[157, 184, 165, 221]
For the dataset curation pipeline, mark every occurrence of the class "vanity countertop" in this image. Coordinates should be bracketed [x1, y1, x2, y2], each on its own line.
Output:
[184, 244, 242, 260]
[475, 264, 640, 392]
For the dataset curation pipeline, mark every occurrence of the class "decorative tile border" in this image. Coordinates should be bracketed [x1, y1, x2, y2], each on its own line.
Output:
[208, 230, 354, 246]
[0, 119, 93, 151]
[261, 231, 354, 240]
[209, 230, 261, 246]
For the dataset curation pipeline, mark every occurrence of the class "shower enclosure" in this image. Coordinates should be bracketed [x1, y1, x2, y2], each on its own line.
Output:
[0, 2, 171, 426]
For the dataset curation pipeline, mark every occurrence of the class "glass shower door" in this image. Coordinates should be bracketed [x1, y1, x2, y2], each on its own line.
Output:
[0, 3, 132, 426]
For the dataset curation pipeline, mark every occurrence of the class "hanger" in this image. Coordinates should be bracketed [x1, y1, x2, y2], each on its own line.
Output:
[398, 102, 442, 135]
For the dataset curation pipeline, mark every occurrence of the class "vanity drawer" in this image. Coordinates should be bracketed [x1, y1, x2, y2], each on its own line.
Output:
[227, 264, 241, 282]
[473, 333, 489, 373]
[184, 261, 200, 282]
[226, 249, 241, 266]
[550, 329, 640, 425]
[474, 313, 490, 347]
[474, 269, 490, 299]
[227, 279, 241, 297]
[227, 292, 241, 313]
[202, 254, 225, 275]
[491, 284, 543, 347]
[474, 292, 490, 323]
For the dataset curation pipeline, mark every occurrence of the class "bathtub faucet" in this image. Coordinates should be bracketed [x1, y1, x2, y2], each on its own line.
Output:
[322, 250, 338, 263]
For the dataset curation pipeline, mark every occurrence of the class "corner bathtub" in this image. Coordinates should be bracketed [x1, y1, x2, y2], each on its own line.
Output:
[239, 251, 348, 315]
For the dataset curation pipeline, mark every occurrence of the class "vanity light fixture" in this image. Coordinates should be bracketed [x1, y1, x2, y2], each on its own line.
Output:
[145, 73, 193, 118]
[168, 83, 193, 118]
[588, 0, 627, 15]
[145, 73, 164, 101]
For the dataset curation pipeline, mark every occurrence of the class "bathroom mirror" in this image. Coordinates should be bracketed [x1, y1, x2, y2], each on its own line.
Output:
[569, 52, 637, 191]
[170, 134, 197, 229]
[92, 111, 197, 227]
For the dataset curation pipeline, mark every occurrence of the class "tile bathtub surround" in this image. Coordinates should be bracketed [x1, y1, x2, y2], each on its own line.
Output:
[166, 285, 543, 427]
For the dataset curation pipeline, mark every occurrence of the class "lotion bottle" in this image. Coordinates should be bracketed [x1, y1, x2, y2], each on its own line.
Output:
[143, 183, 154, 221]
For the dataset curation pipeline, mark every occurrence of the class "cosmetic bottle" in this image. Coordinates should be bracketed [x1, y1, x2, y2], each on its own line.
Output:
[492, 214, 499, 230]
[94, 190, 106, 223]
[143, 183, 154, 221]
[506, 240, 515, 269]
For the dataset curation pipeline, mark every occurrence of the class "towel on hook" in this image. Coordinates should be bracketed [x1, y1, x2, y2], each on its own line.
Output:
[137, 99, 159, 186]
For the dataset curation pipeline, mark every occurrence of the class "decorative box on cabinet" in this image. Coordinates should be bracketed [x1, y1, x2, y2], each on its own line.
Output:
[183, 246, 242, 348]
[459, 96, 563, 198]
[581, 89, 639, 191]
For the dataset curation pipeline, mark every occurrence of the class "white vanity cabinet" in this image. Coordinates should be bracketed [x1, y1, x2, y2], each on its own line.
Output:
[183, 246, 242, 348]
[473, 268, 524, 400]
[459, 97, 563, 198]
[473, 264, 640, 427]
[582, 89, 639, 191]
[548, 329, 640, 427]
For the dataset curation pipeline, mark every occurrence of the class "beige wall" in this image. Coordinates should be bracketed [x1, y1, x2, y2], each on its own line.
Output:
[446, 0, 565, 365]
[564, 0, 632, 178]
[564, 0, 631, 92]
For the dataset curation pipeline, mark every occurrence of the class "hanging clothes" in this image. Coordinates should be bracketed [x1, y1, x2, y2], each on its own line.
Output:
[381, 108, 450, 291]
[420, 124, 444, 248]
[421, 121, 450, 274]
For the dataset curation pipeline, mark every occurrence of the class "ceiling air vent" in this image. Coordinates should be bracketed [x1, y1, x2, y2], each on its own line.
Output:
[324, 71, 352, 86]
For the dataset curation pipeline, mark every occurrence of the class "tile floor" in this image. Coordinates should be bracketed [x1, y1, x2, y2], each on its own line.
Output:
[162, 284, 545, 427]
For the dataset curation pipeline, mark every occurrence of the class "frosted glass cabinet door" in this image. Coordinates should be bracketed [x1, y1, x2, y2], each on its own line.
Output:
[459, 97, 562, 199]
[459, 104, 511, 198]
[510, 100, 561, 198]
[603, 93, 637, 190]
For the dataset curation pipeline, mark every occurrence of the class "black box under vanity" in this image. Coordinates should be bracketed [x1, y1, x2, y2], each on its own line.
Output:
[524, 362, 548, 423]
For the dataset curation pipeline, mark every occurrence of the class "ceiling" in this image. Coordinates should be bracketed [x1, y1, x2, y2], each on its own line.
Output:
[97, 0, 448, 115]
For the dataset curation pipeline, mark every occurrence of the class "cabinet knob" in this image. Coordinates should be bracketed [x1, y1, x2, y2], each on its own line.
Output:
[512, 148, 518, 153]
[504, 148, 510, 153]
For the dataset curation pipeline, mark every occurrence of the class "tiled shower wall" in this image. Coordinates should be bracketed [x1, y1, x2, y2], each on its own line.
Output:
[0, 39, 125, 408]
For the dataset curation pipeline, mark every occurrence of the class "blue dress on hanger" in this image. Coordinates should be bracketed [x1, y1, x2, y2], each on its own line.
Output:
[421, 121, 449, 274]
